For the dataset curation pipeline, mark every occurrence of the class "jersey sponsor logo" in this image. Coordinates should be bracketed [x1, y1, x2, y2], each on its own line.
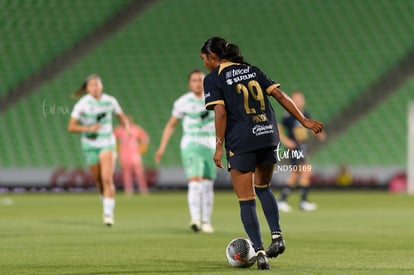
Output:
[229, 67, 250, 77]
[227, 72, 257, 85]
[204, 92, 211, 98]
[252, 124, 274, 136]
[225, 67, 257, 85]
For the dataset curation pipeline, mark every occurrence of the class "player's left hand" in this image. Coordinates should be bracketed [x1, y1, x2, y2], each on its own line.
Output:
[213, 147, 224, 168]
[303, 119, 324, 134]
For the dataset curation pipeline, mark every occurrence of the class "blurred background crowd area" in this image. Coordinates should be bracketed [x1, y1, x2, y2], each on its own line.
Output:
[0, 0, 413, 190]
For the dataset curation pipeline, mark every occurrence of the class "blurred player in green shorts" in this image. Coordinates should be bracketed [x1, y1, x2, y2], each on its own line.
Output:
[68, 74, 130, 226]
[155, 70, 216, 233]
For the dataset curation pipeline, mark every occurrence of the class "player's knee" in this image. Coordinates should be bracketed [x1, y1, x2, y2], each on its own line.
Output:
[101, 174, 113, 185]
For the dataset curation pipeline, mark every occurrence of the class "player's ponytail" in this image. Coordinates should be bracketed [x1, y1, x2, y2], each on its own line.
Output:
[222, 43, 249, 65]
[71, 82, 87, 99]
[71, 74, 101, 99]
[201, 37, 250, 66]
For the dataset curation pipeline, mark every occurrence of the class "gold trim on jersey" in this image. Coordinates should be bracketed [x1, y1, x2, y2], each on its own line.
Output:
[218, 62, 239, 75]
[206, 100, 225, 110]
[266, 83, 281, 95]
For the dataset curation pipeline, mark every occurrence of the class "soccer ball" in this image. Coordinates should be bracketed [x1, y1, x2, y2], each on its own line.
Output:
[225, 238, 257, 268]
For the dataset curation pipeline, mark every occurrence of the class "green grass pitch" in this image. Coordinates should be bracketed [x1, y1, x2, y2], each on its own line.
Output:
[1, 190, 414, 274]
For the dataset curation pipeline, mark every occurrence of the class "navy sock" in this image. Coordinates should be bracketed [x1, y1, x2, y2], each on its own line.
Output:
[299, 185, 309, 201]
[255, 186, 281, 233]
[280, 185, 292, 201]
[239, 200, 263, 251]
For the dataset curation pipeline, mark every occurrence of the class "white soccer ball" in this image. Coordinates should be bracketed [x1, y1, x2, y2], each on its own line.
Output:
[225, 238, 257, 268]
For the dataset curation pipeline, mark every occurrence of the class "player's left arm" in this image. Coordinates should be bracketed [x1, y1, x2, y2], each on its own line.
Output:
[113, 127, 121, 153]
[112, 96, 130, 134]
[269, 87, 324, 134]
[117, 113, 130, 133]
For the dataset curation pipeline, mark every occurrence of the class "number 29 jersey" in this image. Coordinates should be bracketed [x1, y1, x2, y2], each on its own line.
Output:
[204, 62, 281, 154]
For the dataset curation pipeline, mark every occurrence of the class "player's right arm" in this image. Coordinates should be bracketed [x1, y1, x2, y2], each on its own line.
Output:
[204, 72, 226, 168]
[154, 116, 179, 163]
[68, 99, 100, 133]
[67, 118, 100, 133]
[213, 104, 226, 169]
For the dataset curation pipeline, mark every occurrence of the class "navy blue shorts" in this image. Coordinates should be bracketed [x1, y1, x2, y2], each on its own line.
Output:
[227, 147, 277, 172]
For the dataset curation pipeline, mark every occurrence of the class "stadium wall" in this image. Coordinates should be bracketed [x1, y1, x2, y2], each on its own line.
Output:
[0, 166, 404, 191]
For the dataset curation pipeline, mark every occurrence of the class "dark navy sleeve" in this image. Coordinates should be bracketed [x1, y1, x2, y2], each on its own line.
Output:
[204, 72, 225, 110]
[254, 66, 281, 95]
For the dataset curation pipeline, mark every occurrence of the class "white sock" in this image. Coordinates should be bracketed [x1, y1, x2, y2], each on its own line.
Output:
[188, 181, 201, 222]
[103, 198, 115, 218]
[201, 179, 214, 224]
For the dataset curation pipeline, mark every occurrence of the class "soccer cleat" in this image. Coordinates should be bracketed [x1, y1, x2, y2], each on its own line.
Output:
[189, 221, 201, 232]
[201, 223, 214, 233]
[265, 233, 286, 258]
[278, 201, 292, 213]
[103, 215, 114, 226]
[299, 201, 317, 212]
[256, 250, 270, 270]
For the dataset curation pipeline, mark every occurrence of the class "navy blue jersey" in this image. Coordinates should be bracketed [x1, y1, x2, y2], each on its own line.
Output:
[204, 62, 281, 154]
[280, 110, 311, 147]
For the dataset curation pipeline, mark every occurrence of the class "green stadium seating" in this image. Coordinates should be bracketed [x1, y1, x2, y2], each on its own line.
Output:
[0, 0, 133, 95]
[313, 78, 413, 166]
[0, 0, 413, 168]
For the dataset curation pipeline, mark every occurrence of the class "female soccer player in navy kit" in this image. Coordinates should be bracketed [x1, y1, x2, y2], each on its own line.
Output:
[201, 37, 324, 270]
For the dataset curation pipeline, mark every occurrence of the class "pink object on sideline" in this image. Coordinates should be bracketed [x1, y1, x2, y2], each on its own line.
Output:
[114, 125, 150, 193]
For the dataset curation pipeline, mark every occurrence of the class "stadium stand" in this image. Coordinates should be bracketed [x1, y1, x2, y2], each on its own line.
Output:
[0, 0, 413, 169]
[313, 78, 414, 166]
[0, 0, 133, 96]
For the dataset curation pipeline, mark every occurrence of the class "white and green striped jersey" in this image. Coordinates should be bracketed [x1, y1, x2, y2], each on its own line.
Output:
[172, 92, 215, 150]
[71, 93, 123, 149]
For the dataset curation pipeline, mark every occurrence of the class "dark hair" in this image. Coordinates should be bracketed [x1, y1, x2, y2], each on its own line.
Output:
[201, 37, 250, 65]
[187, 69, 204, 80]
[71, 74, 101, 98]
